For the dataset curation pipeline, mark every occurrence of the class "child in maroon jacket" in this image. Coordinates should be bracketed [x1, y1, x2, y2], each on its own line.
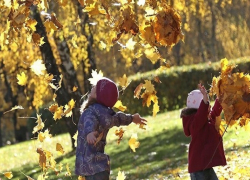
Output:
[180, 83, 226, 180]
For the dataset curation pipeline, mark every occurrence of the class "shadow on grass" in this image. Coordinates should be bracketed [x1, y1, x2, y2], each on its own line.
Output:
[10, 128, 190, 180]
[108, 127, 190, 180]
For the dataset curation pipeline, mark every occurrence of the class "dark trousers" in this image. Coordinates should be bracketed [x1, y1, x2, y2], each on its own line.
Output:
[190, 168, 218, 180]
[85, 171, 110, 180]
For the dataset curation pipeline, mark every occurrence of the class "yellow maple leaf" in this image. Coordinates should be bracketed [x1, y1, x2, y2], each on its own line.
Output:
[56, 143, 65, 155]
[83, 2, 106, 16]
[118, 74, 130, 90]
[4, 172, 13, 179]
[38, 129, 52, 142]
[44, 20, 57, 33]
[116, 170, 126, 180]
[144, 47, 161, 64]
[64, 99, 75, 117]
[30, 59, 46, 76]
[33, 114, 44, 134]
[26, 19, 37, 31]
[128, 134, 140, 152]
[114, 100, 127, 111]
[53, 106, 64, 120]
[88, 69, 103, 85]
[143, 80, 155, 93]
[17, 72, 28, 86]
[153, 102, 160, 117]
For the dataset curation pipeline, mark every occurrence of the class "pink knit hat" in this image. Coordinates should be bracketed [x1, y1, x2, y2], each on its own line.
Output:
[187, 90, 203, 109]
[96, 78, 119, 107]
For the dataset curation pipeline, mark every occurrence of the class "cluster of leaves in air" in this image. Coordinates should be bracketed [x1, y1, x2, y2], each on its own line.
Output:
[210, 58, 250, 134]
[2, 0, 184, 64]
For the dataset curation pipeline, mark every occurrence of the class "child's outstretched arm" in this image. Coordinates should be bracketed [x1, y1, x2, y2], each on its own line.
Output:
[132, 113, 147, 126]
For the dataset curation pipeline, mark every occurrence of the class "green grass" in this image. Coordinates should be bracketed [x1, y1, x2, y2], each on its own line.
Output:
[1, 109, 250, 180]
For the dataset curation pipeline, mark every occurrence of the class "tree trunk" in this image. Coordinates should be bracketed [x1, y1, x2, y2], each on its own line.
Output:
[195, 2, 205, 62]
[208, 0, 217, 61]
[3, 68, 19, 143]
[31, 5, 77, 149]
[76, 2, 97, 93]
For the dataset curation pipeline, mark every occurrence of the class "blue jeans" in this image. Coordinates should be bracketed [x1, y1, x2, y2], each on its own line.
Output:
[85, 171, 110, 180]
[190, 168, 218, 180]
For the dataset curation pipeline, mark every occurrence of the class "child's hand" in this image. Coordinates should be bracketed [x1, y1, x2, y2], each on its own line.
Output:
[87, 131, 98, 144]
[132, 113, 147, 126]
[198, 83, 209, 104]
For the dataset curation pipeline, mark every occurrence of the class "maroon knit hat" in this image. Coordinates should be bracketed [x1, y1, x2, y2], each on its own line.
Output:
[96, 78, 119, 107]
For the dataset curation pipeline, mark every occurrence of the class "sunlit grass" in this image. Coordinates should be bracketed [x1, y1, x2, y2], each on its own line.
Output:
[0, 108, 250, 180]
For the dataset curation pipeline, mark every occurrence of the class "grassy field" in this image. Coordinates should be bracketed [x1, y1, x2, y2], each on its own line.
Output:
[1, 108, 250, 180]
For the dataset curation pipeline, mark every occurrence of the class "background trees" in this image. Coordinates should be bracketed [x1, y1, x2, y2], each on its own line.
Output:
[0, 0, 250, 148]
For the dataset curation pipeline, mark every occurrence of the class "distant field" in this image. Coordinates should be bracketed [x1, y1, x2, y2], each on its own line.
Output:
[0, 108, 250, 180]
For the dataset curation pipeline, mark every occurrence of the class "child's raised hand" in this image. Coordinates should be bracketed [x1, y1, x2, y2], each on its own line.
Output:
[198, 83, 209, 104]
[132, 113, 147, 126]
[87, 131, 98, 144]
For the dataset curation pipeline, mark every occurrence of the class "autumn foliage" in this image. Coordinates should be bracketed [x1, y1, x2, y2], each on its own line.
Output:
[210, 58, 250, 131]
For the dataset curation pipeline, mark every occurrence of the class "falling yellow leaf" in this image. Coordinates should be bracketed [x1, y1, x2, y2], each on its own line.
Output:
[72, 86, 78, 92]
[30, 59, 46, 76]
[26, 19, 37, 31]
[53, 106, 64, 120]
[153, 102, 160, 117]
[56, 143, 65, 155]
[144, 47, 160, 64]
[83, 2, 106, 16]
[114, 100, 127, 112]
[116, 170, 126, 180]
[118, 74, 129, 89]
[88, 69, 103, 85]
[38, 129, 52, 142]
[4, 172, 13, 179]
[128, 134, 140, 152]
[33, 114, 44, 134]
[4, 105, 24, 114]
[143, 80, 155, 93]
[134, 83, 144, 99]
[17, 72, 28, 86]
[126, 37, 136, 50]
[100, 41, 106, 50]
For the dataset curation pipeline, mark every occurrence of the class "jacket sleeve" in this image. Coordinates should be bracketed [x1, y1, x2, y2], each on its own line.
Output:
[191, 100, 210, 132]
[78, 108, 99, 138]
[110, 111, 133, 127]
[209, 99, 223, 124]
